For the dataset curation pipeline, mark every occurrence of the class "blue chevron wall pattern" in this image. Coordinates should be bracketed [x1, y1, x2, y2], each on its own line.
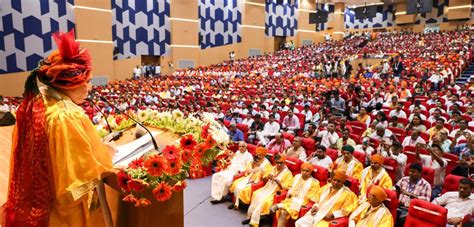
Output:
[416, 0, 449, 24]
[316, 3, 335, 31]
[199, 0, 242, 49]
[112, 0, 170, 60]
[0, 0, 75, 74]
[344, 5, 394, 29]
[265, 0, 298, 37]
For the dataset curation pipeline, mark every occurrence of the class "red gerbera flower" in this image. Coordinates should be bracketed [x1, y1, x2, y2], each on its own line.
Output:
[201, 123, 210, 139]
[173, 181, 187, 192]
[152, 182, 173, 202]
[144, 155, 168, 176]
[128, 179, 149, 192]
[165, 157, 183, 175]
[134, 198, 152, 207]
[180, 134, 197, 150]
[194, 143, 209, 158]
[122, 194, 138, 203]
[117, 170, 131, 192]
[205, 135, 216, 148]
[181, 149, 192, 163]
[128, 157, 144, 169]
[162, 145, 180, 159]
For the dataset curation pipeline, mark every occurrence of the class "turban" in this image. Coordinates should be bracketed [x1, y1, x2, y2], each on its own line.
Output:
[333, 170, 347, 182]
[369, 185, 387, 202]
[301, 162, 315, 172]
[275, 154, 286, 162]
[342, 145, 355, 153]
[35, 30, 92, 90]
[371, 154, 384, 165]
[255, 147, 268, 156]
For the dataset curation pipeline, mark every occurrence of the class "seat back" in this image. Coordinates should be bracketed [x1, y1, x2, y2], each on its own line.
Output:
[348, 121, 367, 135]
[405, 199, 448, 227]
[353, 151, 366, 167]
[442, 153, 458, 175]
[404, 166, 435, 186]
[282, 132, 295, 143]
[301, 138, 316, 156]
[441, 174, 463, 194]
[326, 148, 339, 161]
[312, 164, 329, 186]
[388, 127, 406, 142]
[247, 144, 257, 156]
[285, 156, 303, 175]
[345, 177, 360, 195]
[383, 157, 398, 183]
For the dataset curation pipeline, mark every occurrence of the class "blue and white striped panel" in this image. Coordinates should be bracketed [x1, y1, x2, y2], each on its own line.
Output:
[0, 0, 75, 74]
[316, 3, 334, 31]
[265, 0, 298, 37]
[199, 0, 241, 49]
[345, 5, 394, 29]
[112, 0, 170, 60]
[417, 0, 448, 24]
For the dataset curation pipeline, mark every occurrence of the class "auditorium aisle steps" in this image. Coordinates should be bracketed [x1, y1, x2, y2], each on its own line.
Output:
[456, 63, 474, 85]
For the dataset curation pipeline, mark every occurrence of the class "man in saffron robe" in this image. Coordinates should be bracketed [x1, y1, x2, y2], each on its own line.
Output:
[348, 185, 393, 227]
[358, 154, 393, 201]
[242, 154, 294, 226]
[272, 162, 320, 227]
[230, 147, 273, 210]
[332, 145, 363, 180]
[295, 170, 358, 227]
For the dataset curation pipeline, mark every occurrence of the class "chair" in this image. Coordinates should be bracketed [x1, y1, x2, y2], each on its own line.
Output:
[301, 138, 316, 157]
[441, 174, 464, 194]
[349, 133, 362, 144]
[397, 117, 409, 125]
[236, 123, 249, 140]
[282, 132, 295, 143]
[383, 157, 398, 183]
[353, 151, 366, 167]
[348, 121, 367, 135]
[404, 166, 435, 186]
[326, 148, 339, 161]
[442, 153, 458, 175]
[312, 164, 329, 186]
[388, 127, 406, 142]
[295, 113, 306, 130]
[246, 144, 257, 156]
[285, 156, 303, 175]
[345, 177, 360, 195]
[404, 199, 448, 227]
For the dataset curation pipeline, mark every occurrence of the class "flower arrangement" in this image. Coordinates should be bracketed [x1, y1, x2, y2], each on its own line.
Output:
[112, 110, 231, 205]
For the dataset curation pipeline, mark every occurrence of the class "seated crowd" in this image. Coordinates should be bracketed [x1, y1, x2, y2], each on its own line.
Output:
[1, 28, 474, 226]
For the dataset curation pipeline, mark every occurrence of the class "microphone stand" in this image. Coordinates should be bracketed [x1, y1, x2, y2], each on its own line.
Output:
[86, 97, 123, 142]
[99, 96, 159, 151]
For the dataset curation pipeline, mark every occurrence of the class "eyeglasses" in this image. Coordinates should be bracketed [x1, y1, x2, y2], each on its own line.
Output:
[239, 146, 246, 148]
[276, 162, 285, 164]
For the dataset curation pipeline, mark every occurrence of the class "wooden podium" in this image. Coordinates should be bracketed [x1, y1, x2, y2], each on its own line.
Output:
[104, 129, 184, 227]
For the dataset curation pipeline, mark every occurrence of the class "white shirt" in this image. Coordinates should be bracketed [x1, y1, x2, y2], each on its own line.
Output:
[402, 136, 426, 147]
[381, 152, 407, 181]
[433, 191, 474, 219]
[301, 110, 313, 122]
[227, 151, 254, 174]
[308, 155, 333, 170]
[389, 109, 407, 119]
[133, 68, 141, 77]
[318, 130, 339, 148]
[0, 104, 10, 112]
[354, 144, 375, 160]
[262, 121, 280, 136]
[241, 118, 254, 127]
[420, 154, 447, 187]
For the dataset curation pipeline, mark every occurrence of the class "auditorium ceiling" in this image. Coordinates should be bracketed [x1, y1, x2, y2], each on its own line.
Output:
[318, 0, 406, 7]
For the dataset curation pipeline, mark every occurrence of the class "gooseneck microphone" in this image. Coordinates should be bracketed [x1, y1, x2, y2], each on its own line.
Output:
[99, 96, 159, 151]
[86, 97, 123, 142]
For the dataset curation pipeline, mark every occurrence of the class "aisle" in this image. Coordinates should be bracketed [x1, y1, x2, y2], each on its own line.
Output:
[184, 177, 247, 227]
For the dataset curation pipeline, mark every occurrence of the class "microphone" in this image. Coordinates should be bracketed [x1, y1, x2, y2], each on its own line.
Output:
[86, 97, 123, 142]
[99, 96, 159, 151]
